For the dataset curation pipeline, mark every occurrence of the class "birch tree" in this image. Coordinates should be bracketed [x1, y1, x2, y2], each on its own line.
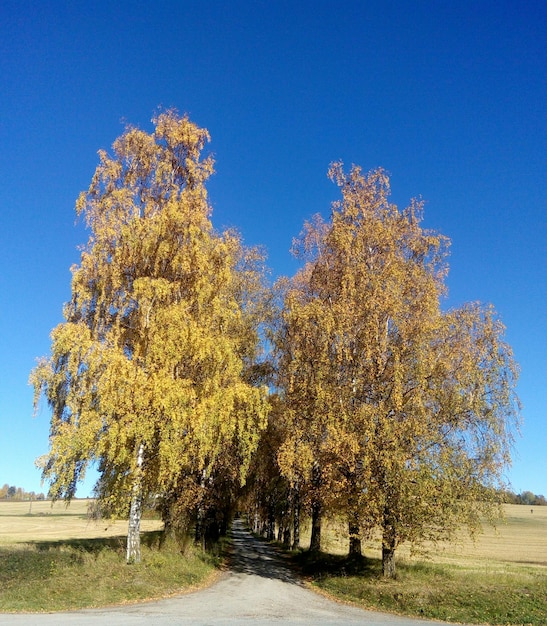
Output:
[370, 301, 520, 577]
[276, 268, 343, 553]
[31, 110, 270, 562]
[276, 163, 520, 574]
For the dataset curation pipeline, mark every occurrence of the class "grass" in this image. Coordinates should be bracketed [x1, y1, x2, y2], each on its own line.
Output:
[290, 504, 547, 625]
[297, 554, 546, 625]
[0, 499, 221, 612]
[2, 499, 546, 622]
[0, 499, 163, 544]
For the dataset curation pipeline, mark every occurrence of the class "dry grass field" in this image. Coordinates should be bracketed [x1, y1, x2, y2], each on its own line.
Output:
[292, 505, 547, 624]
[305, 504, 547, 568]
[0, 499, 163, 544]
[2, 499, 544, 566]
[1, 499, 545, 622]
[432, 504, 547, 568]
[0, 499, 218, 613]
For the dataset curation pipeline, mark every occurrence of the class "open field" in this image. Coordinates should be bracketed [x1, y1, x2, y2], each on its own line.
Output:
[1, 500, 545, 622]
[0, 499, 219, 613]
[4, 500, 544, 566]
[0, 499, 163, 544]
[304, 504, 547, 568]
[293, 505, 547, 625]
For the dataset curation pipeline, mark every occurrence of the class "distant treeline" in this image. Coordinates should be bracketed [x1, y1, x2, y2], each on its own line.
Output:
[1, 481, 544, 508]
[503, 490, 546, 506]
[0, 484, 46, 501]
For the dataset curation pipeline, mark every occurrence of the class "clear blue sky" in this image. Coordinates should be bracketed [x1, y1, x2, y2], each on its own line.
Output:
[1, 1, 545, 498]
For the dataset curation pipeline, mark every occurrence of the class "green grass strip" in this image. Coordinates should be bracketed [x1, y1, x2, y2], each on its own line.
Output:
[0, 532, 220, 612]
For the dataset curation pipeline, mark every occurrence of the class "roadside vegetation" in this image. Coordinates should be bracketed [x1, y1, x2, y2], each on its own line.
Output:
[306, 557, 545, 625]
[1, 499, 545, 623]
[284, 504, 547, 625]
[0, 500, 221, 612]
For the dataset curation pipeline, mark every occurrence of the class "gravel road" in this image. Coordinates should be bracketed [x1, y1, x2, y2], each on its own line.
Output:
[0, 519, 445, 625]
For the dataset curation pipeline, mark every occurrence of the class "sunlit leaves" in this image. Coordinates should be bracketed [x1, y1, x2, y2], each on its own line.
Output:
[275, 163, 520, 573]
[31, 111, 270, 526]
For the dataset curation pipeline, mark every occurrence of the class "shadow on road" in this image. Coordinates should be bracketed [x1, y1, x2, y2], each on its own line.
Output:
[228, 519, 300, 584]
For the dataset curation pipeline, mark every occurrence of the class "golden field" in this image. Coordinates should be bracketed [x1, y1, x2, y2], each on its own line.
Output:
[300, 504, 547, 568]
[2, 499, 545, 568]
[0, 499, 163, 544]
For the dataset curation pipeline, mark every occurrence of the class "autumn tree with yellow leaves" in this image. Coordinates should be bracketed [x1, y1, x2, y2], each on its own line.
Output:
[30, 112, 519, 575]
[31, 111, 270, 563]
[275, 163, 520, 576]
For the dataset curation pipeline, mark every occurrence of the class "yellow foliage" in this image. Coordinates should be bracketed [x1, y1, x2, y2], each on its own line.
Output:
[275, 163, 520, 560]
[31, 111, 270, 513]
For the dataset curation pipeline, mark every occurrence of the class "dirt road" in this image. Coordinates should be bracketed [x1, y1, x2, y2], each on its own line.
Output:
[0, 520, 443, 625]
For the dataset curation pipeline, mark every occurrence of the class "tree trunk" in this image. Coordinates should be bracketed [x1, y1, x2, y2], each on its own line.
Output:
[253, 502, 259, 534]
[126, 443, 144, 564]
[382, 509, 397, 578]
[382, 541, 396, 578]
[266, 505, 275, 541]
[348, 516, 362, 557]
[347, 472, 362, 557]
[309, 498, 322, 552]
[292, 489, 300, 550]
[194, 469, 210, 549]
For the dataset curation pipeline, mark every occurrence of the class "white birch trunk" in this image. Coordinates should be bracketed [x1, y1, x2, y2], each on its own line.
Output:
[126, 442, 144, 564]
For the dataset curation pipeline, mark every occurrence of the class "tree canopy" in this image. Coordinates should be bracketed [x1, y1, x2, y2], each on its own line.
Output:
[32, 117, 520, 573]
[272, 163, 520, 576]
[31, 111, 270, 561]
